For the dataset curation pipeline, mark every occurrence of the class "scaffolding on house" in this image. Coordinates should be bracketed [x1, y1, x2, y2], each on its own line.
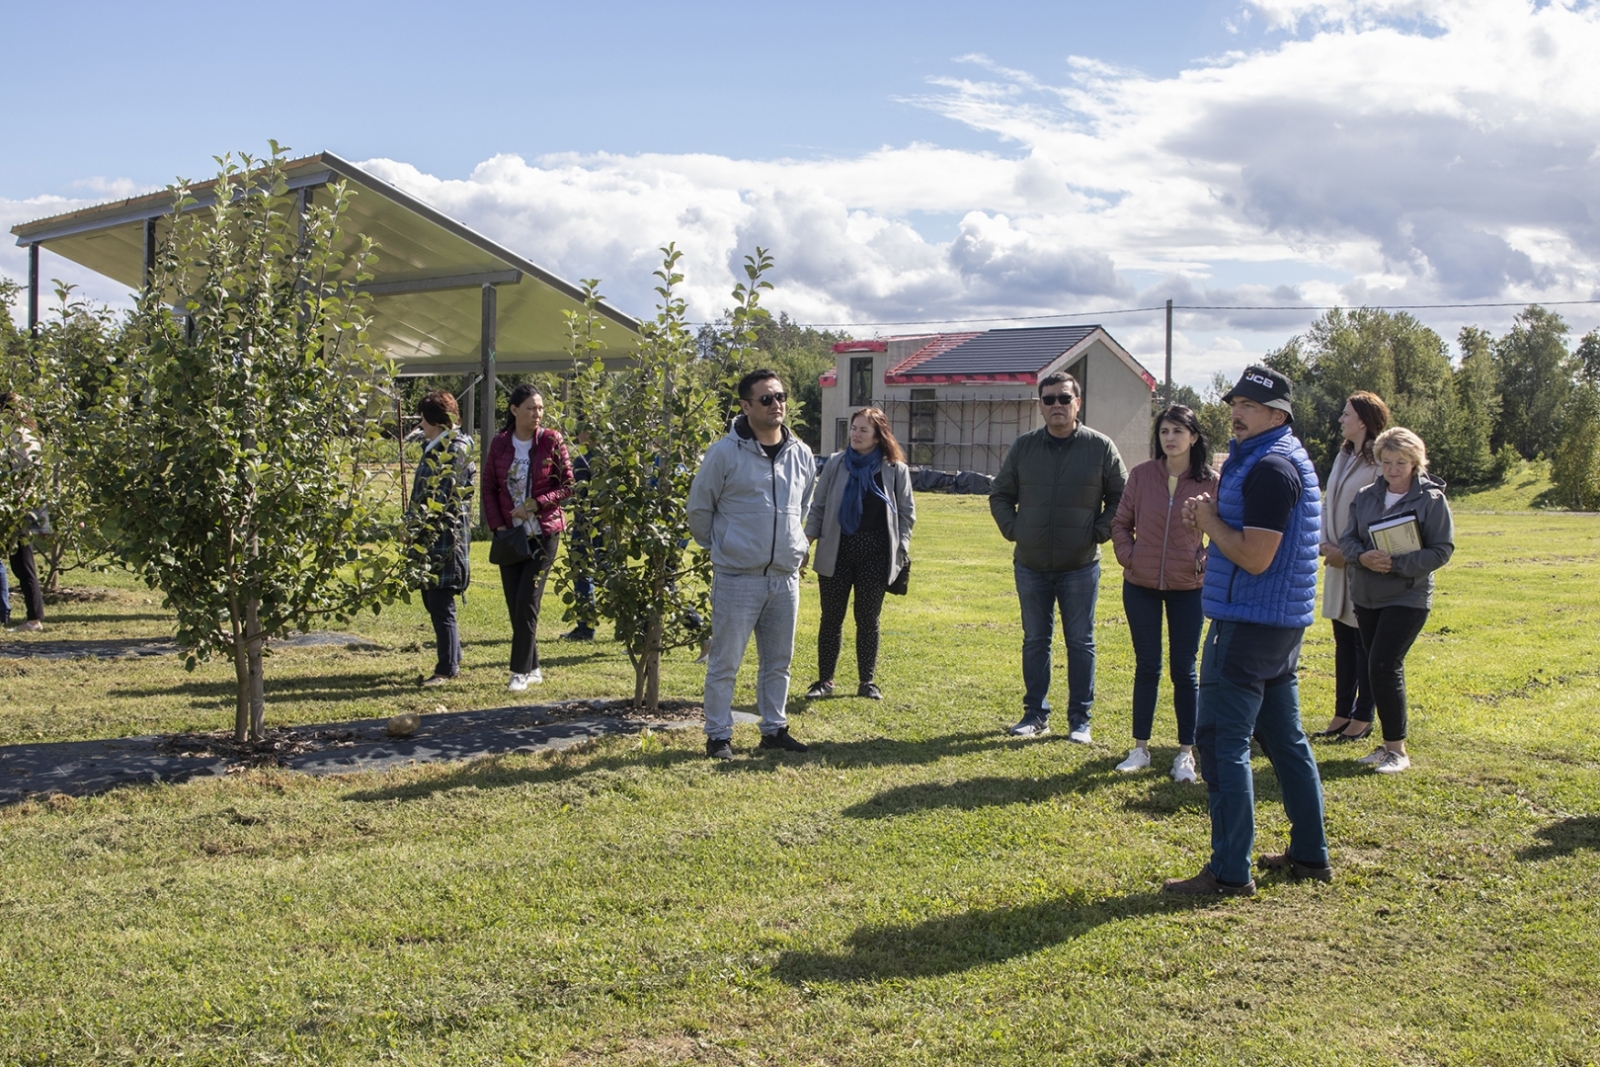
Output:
[879, 394, 1035, 476]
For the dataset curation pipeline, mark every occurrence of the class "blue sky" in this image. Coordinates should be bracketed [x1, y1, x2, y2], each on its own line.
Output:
[5, 0, 1599, 388]
[1, 0, 1252, 192]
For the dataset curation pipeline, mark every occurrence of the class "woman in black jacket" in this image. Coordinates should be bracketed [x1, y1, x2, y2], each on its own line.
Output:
[406, 390, 476, 687]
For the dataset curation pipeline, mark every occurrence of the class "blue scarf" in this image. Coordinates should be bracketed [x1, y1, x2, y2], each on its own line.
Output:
[838, 446, 888, 536]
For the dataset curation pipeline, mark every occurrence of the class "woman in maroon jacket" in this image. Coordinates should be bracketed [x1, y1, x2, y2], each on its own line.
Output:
[1109, 405, 1215, 782]
[482, 384, 573, 692]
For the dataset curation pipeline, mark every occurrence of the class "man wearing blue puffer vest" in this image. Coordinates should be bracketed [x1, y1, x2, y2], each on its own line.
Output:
[1164, 365, 1332, 896]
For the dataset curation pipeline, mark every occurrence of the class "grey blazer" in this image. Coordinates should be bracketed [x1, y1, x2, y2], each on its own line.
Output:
[805, 451, 915, 579]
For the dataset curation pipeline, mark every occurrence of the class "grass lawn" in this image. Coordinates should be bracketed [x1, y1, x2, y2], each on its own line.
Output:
[1, 485, 1597, 1065]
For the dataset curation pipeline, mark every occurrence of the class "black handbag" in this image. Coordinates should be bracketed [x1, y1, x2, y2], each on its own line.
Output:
[489, 527, 533, 567]
[887, 559, 910, 596]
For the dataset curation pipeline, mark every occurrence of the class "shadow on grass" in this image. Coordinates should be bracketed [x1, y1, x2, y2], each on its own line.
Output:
[339, 729, 1010, 803]
[1121, 781, 1210, 815]
[112, 670, 416, 705]
[1517, 815, 1600, 861]
[771, 890, 1194, 983]
[340, 744, 705, 803]
[799, 730, 1005, 769]
[40, 612, 173, 625]
[843, 757, 1124, 818]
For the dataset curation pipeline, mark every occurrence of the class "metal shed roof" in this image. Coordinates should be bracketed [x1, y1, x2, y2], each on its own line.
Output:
[10, 151, 639, 374]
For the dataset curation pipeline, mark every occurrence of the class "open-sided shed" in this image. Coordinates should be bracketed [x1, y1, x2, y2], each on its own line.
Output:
[10, 151, 640, 450]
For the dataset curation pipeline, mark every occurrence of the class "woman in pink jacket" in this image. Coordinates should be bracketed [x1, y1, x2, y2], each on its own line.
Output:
[1109, 405, 1216, 782]
[481, 384, 573, 692]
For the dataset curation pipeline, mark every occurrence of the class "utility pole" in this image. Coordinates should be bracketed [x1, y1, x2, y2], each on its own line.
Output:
[1164, 299, 1173, 405]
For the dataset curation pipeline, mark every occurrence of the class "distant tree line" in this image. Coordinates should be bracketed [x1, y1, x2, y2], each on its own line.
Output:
[1158, 305, 1600, 508]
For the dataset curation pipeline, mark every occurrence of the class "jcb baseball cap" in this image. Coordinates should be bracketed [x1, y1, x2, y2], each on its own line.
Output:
[1222, 365, 1294, 421]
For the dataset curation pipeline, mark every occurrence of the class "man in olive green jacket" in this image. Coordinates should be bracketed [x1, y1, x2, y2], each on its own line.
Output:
[990, 371, 1128, 741]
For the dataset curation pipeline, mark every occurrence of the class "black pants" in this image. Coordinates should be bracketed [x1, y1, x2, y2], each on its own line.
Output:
[500, 534, 558, 674]
[816, 529, 891, 684]
[1331, 619, 1374, 723]
[421, 586, 460, 678]
[1354, 603, 1430, 743]
[7, 544, 43, 623]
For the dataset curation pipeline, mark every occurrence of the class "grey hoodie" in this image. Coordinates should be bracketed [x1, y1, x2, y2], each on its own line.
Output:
[688, 416, 816, 576]
[1339, 472, 1455, 610]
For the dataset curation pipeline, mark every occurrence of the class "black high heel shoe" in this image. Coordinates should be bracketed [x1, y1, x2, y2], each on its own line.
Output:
[1313, 718, 1352, 738]
[1334, 721, 1374, 742]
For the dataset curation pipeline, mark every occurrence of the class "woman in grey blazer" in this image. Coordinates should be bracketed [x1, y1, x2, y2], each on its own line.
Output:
[803, 407, 915, 700]
[1338, 427, 1455, 774]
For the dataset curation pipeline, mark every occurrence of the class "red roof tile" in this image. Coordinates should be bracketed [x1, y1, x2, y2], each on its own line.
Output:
[883, 332, 983, 383]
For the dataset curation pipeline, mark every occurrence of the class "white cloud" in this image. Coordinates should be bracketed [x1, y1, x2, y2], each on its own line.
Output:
[8, 0, 1600, 389]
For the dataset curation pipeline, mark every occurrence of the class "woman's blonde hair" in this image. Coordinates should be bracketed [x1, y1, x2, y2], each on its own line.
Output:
[1373, 426, 1427, 473]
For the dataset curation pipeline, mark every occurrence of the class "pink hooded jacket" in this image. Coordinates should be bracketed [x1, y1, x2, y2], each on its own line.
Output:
[1110, 458, 1215, 591]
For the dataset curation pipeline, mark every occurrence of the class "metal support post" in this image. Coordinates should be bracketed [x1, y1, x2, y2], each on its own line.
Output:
[479, 284, 498, 473]
[142, 218, 158, 292]
[462, 372, 477, 438]
[26, 243, 40, 338]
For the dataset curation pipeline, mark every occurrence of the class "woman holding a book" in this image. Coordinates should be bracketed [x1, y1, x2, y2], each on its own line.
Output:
[1338, 427, 1455, 773]
[1316, 391, 1389, 741]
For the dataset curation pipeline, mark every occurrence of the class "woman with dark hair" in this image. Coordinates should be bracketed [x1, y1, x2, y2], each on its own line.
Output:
[1109, 404, 1216, 781]
[0, 392, 45, 632]
[406, 390, 476, 687]
[481, 384, 573, 691]
[803, 407, 914, 700]
[1316, 390, 1389, 739]
[1340, 427, 1455, 773]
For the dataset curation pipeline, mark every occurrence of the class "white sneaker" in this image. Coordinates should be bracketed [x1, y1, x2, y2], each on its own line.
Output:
[527, 668, 543, 685]
[1372, 750, 1411, 774]
[507, 673, 530, 692]
[1356, 745, 1387, 766]
[1171, 750, 1199, 783]
[1115, 747, 1151, 773]
[1067, 722, 1093, 744]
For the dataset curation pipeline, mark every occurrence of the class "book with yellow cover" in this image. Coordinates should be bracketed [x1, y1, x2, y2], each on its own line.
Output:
[1369, 511, 1422, 556]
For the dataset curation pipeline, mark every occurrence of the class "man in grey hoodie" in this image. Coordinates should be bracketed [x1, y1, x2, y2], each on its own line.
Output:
[688, 369, 817, 760]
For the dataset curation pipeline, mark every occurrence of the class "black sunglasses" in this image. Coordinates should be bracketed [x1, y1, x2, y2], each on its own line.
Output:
[748, 392, 788, 406]
[1040, 393, 1077, 406]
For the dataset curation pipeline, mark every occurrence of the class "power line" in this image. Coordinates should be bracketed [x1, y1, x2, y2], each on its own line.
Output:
[1178, 299, 1600, 312]
[780, 305, 1167, 329]
[732, 296, 1600, 332]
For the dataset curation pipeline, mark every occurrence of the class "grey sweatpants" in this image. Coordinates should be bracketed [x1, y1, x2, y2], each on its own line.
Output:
[702, 571, 799, 740]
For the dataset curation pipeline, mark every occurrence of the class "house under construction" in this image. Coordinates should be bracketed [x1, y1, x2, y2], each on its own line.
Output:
[818, 325, 1158, 475]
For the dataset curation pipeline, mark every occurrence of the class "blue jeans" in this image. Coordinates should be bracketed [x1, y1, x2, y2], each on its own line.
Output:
[703, 571, 799, 740]
[1122, 581, 1202, 745]
[1196, 621, 1329, 885]
[1015, 560, 1099, 727]
[0, 556, 9, 624]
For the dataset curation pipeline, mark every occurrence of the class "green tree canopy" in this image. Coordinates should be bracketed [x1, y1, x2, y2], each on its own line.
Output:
[1494, 305, 1573, 460]
[97, 146, 416, 741]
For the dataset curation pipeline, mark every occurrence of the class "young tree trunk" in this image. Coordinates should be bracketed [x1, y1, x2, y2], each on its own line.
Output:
[643, 615, 663, 714]
[44, 464, 62, 593]
[45, 541, 62, 595]
[632, 648, 648, 708]
[245, 595, 266, 741]
[229, 595, 250, 743]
